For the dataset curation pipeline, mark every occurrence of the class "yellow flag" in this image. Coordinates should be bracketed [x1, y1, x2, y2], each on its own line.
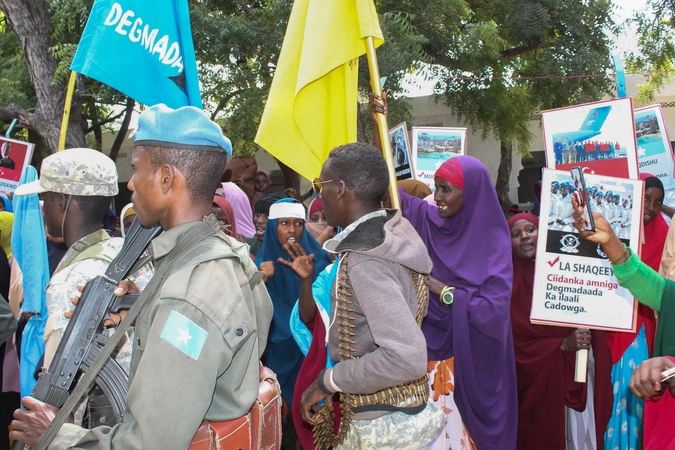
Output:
[255, 0, 384, 182]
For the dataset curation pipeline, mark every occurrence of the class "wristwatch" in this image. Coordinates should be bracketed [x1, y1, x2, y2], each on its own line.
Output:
[440, 285, 455, 306]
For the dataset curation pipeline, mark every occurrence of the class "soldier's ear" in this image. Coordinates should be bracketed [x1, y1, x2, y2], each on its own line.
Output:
[159, 163, 175, 194]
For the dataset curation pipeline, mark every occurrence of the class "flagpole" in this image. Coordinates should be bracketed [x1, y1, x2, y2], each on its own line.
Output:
[365, 36, 400, 210]
[58, 71, 78, 151]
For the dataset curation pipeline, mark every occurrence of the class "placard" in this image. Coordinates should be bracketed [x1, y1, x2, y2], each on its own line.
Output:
[634, 104, 675, 190]
[411, 126, 466, 190]
[531, 168, 641, 331]
[542, 98, 639, 179]
[0, 137, 35, 196]
[388, 122, 413, 180]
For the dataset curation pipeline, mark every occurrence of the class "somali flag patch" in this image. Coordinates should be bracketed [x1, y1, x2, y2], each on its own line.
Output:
[160, 310, 209, 360]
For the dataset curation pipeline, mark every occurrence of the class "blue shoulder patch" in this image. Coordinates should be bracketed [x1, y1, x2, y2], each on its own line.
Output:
[160, 310, 209, 360]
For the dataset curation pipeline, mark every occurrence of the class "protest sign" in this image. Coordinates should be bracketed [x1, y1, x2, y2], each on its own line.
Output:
[388, 122, 413, 180]
[411, 126, 466, 190]
[634, 104, 675, 190]
[542, 98, 639, 179]
[0, 137, 34, 196]
[531, 168, 641, 331]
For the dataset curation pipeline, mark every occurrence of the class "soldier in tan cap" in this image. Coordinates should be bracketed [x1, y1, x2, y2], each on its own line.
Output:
[14, 148, 151, 427]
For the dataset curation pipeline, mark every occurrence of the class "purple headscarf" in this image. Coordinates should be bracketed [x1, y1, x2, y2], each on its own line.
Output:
[400, 155, 517, 450]
[220, 182, 256, 237]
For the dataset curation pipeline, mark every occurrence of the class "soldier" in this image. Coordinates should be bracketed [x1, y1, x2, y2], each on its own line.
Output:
[13, 148, 151, 427]
[11, 105, 273, 449]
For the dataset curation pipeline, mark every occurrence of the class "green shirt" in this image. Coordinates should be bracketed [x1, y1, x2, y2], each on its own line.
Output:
[612, 249, 664, 311]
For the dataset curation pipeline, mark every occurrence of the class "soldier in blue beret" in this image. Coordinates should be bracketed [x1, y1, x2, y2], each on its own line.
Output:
[12, 105, 274, 449]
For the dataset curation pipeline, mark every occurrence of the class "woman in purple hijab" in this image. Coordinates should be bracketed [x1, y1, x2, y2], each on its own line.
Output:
[400, 155, 517, 450]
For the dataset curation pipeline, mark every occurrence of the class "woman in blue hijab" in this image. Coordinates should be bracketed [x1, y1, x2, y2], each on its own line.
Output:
[255, 198, 332, 407]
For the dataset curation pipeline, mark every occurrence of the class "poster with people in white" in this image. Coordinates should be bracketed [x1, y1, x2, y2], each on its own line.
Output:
[531, 168, 642, 332]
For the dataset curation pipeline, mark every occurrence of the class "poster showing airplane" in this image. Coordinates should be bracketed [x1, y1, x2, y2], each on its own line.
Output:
[634, 104, 675, 190]
[542, 98, 639, 179]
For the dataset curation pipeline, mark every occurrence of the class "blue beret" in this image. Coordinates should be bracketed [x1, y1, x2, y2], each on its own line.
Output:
[134, 104, 232, 156]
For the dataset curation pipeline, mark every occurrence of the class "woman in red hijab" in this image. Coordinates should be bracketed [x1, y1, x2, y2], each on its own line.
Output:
[508, 213, 612, 450]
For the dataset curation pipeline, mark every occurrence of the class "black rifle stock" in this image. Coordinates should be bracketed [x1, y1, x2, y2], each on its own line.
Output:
[11, 218, 161, 450]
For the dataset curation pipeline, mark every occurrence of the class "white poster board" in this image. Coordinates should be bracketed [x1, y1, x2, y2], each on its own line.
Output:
[531, 168, 641, 332]
[411, 127, 466, 190]
[0, 137, 35, 196]
[389, 122, 413, 180]
[542, 98, 639, 180]
[634, 104, 675, 190]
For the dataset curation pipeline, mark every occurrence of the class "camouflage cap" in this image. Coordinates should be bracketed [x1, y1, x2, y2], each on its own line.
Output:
[14, 148, 118, 197]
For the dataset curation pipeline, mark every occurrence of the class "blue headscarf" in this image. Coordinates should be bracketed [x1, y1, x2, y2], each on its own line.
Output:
[12, 166, 50, 398]
[254, 198, 331, 406]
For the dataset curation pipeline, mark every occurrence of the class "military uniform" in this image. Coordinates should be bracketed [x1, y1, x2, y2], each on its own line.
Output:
[50, 218, 273, 449]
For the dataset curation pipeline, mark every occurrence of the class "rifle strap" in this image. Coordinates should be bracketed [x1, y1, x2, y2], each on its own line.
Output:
[36, 217, 221, 450]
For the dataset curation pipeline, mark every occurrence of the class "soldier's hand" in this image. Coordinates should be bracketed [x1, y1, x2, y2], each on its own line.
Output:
[10, 396, 59, 448]
[65, 281, 140, 327]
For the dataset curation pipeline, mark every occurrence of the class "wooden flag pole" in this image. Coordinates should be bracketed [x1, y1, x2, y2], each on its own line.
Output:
[58, 71, 78, 151]
[364, 36, 400, 210]
[575, 348, 588, 383]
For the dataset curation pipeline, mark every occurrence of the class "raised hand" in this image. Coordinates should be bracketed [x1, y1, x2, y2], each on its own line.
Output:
[279, 241, 315, 280]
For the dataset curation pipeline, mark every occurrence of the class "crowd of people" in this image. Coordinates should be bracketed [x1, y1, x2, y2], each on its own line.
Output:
[0, 100, 673, 450]
[554, 138, 623, 164]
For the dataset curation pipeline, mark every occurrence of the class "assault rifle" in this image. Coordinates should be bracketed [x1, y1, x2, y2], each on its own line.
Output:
[12, 218, 162, 450]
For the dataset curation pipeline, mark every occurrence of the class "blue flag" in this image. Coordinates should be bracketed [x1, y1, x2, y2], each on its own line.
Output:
[71, 0, 202, 109]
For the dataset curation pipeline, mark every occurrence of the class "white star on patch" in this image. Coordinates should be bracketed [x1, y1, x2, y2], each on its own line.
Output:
[176, 327, 193, 346]
[638, 147, 646, 157]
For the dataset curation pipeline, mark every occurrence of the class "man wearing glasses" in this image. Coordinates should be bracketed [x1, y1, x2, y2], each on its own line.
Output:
[301, 142, 445, 449]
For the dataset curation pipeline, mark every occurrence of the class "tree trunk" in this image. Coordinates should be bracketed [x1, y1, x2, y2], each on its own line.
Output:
[0, 0, 86, 152]
[109, 98, 135, 162]
[278, 159, 299, 191]
[496, 140, 512, 214]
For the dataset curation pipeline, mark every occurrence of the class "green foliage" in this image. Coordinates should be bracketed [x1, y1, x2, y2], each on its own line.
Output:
[430, 0, 617, 156]
[625, 0, 675, 103]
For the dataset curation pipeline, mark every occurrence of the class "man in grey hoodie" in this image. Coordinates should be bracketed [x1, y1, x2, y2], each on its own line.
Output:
[300, 142, 445, 449]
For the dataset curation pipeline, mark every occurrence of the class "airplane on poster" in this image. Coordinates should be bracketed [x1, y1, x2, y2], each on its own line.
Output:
[552, 105, 612, 144]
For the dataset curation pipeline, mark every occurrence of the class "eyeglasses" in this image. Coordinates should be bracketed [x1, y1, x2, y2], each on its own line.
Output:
[312, 178, 343, 194]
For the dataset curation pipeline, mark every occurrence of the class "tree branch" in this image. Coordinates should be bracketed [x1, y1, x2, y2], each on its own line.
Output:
[210, 88, 245, 120]
[85, 110, 127, 134]
[500, 43, 541, 58]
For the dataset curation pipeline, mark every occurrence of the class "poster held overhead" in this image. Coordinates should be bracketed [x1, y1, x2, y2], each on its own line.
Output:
[634, 105, 675, 190]
[388, 122, 413, 180]
[542, 98, 639, 179]
[411, 126, 466, 190]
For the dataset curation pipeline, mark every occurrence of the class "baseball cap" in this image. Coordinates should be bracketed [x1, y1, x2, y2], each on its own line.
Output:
[14, 148, 118, 197]
[133, 104, 232, 156]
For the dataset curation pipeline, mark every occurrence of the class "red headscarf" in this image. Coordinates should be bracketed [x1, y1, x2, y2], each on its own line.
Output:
[434, 157, 464, 190]
[213, 195, 238, 237]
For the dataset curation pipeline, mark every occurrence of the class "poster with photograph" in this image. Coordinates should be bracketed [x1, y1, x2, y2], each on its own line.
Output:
[0, 137, 34, 196]
[389, 122, 413, 180]
[411, 126, 466, 190]
[634, 105, 675, 190]
[542, 98, 639, 179]
[530, 168, 642, 332]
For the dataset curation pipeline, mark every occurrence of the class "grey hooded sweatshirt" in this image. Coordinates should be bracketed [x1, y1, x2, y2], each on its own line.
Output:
[320, 209, 433, 407]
